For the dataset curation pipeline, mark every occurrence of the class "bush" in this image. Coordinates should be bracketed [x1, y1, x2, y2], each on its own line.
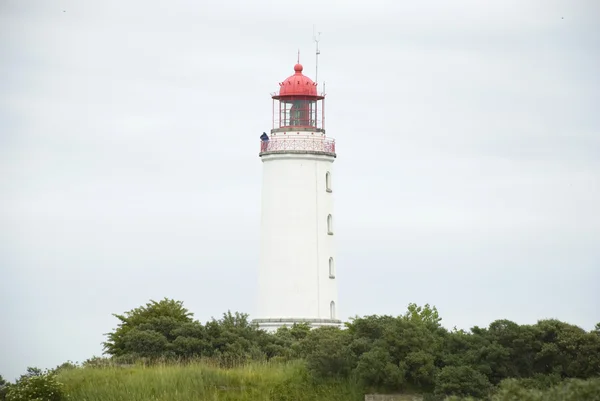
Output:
[51, 361, 78, 375]
[301, 327, 356, 381]
[505, 373, 562, 391]
[6, 368, 66, 401]
[81, 356, 114, 368]
[353, 347, 406, 391]
[492, 377, 600, 401]
[0, 375, 9, 401]
[433, 365, 492, 399]
[445, 377, 600, 401]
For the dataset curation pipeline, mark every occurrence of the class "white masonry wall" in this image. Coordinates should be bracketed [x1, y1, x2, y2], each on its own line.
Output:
[256, 151, 338, 331]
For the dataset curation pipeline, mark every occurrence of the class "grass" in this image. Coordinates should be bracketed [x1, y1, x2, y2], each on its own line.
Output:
[49, 361, 600, 401]
[57, 360, 364, 401]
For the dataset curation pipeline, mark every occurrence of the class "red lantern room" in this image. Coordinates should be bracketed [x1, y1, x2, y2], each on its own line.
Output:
[271, 63, 325, 132]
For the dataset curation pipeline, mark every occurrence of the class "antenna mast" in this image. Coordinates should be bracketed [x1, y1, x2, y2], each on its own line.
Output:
[313, 25, 321, 84]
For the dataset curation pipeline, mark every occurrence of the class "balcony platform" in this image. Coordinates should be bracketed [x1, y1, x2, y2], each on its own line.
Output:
[259, 136, 336, 157]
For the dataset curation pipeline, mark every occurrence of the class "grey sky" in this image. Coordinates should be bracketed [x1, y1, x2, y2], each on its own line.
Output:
[1, 0, 599, 381]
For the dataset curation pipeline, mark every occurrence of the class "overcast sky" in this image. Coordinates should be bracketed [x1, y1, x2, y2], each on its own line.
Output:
[1, 0, 599, 381]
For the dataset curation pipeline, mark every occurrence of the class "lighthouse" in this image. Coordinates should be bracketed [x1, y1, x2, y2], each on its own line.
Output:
[252, 62, 340, 332]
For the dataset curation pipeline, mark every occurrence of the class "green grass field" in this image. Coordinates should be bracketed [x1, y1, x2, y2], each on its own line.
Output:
[57, 360, 364, 401]
[52, 360, 600, 401]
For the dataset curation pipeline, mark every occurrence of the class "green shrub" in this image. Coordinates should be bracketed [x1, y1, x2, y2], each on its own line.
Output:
[0, 375, 10, 401]
[51, 361, 78, 375]
[445, 377, 600, 401]
[302, 327, 356, 381]
[6, 368, 66, 401]
[492, 377, 600, 401]
[433, 365, 492, 399]
[353, 347, 406, 391]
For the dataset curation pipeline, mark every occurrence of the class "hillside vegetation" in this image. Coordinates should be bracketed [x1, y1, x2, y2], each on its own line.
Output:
[56, 360, 362, 401]
[1, 298, 599, 401]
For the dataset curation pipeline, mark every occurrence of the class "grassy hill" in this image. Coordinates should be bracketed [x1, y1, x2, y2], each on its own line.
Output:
[56, 360, 363, 401]
[5, 360, 599, 401]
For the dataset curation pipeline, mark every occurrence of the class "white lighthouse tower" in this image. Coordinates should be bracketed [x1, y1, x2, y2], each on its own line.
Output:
[252, 61, 340, 332]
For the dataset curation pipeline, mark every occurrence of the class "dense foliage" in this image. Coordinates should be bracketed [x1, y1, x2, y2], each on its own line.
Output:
[448, 378, 600, 401]
[94, 298, 600, 399]
[5, 362, 600, 401]
[4, 367, 65, 401]
[0, 375, 8, 401]
[3, 298, 599, 400]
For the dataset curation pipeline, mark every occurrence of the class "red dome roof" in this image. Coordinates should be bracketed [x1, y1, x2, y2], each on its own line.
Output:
[278, 63, 318, 97]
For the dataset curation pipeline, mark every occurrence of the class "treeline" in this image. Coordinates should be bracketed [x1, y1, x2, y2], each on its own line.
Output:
[2, 298, 599, 401]
[100, 298, 600, 399]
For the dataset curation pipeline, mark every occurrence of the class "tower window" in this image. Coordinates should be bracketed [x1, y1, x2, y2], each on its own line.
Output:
[327, 214, 333, 235]
[326, 171, 332, 192]
[330, 301, 336, 319]
[329, 257, 335, 278]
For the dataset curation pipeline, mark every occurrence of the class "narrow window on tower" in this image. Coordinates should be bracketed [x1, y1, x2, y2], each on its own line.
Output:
[330, 301, 336, 319]
[329, 257, 335, 278]
[326, 171, 332, 192]
[327, 214, 333, 235]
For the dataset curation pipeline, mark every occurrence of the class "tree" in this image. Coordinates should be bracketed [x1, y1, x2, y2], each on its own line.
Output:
[103, 298, 193, 357]
[403, 303, 442, 329]
[353, 346, 406, 391]
[434, 365, 492, 399]
[402, 350, 437, 389]
[301, 327, 356, 380]
[204, 311, 267, 366]
[122, 329, 170, 358]
[171, 321, 209, 358]
[92, 297, 600, 397]
[19, 367, 42, 379]
[533, 319, 600, 378]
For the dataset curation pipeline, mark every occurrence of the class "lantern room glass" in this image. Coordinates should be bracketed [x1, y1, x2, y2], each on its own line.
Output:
[274, 96, 324, 130]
